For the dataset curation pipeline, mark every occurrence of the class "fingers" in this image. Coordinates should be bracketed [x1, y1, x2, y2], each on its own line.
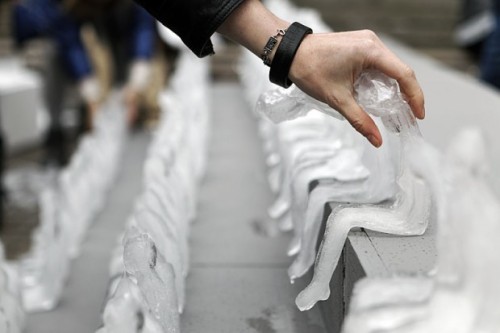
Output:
[369, 47, 425, 120]
[330, 92, 382, 148]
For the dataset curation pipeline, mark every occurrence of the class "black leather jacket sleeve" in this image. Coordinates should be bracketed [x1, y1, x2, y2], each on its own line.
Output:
[135, 0, 246, 57]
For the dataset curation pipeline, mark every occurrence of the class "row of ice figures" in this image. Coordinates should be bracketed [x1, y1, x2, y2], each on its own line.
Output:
[97, 50, 210, 333]
[240, 1, 500, 332]
[0, 95, 127, 332]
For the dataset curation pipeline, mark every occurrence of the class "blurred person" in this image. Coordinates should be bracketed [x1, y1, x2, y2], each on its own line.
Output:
[11, 0, 157, 166]
[480, 0, 500, 89]
[135, 0, 425, 148]
[455, 0, 494, 60]
[456, 0, 500, 90]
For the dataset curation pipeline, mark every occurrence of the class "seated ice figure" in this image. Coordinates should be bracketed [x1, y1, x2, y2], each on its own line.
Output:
[342, 127, 500, 333]
[293, 72, 432, 310]
[257, 71, 432, 311]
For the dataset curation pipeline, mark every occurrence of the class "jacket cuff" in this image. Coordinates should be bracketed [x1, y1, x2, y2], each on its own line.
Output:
[136, 0, 246, 57]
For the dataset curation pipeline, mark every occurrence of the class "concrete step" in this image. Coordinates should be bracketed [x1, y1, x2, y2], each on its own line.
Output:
[181, 83, 327, 332]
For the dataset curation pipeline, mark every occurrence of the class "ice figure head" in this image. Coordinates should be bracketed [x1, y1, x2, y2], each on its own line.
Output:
[123, 230, 158, 275]
[354, 71, 420, 138]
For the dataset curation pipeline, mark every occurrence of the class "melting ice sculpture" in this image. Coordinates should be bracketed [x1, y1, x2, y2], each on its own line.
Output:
[257, 71, 432, 311]
[257, 86, 398, 263]
[295, 72, 434, 310]
[129, 205, 186, 313]
[342, 127, 500, 333]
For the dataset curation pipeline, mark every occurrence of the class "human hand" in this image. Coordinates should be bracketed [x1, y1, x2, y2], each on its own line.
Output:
[289, 30, 425, 147]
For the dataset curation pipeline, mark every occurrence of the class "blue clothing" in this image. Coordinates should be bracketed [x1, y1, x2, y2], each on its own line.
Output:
[480, 0, 500, 89]
[13, 0, 155, 81]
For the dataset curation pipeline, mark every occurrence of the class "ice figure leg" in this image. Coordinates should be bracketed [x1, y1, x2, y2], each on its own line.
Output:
[296, 174, 431, 311]
[288, 187, 332, 281]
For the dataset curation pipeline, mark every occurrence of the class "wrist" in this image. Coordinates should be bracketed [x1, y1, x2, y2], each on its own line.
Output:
[217, 0, 290, 57]
[269, 22, 313, 88]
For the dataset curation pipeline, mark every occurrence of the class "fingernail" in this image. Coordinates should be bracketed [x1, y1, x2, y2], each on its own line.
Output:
[368, 135, 381, 148]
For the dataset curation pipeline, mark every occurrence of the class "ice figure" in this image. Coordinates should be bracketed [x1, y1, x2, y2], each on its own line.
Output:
[292, 72, 432, 310]
[142, 157, 191, 278]
[0, 243, 25, 333]
[130, 206, 186, 312]
[255, 70, 432, 310]
[123, 231, 180, 333]
[342, 127, 500, 333]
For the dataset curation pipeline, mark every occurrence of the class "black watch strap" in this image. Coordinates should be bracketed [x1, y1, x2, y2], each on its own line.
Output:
[269, 22, 313, 88]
